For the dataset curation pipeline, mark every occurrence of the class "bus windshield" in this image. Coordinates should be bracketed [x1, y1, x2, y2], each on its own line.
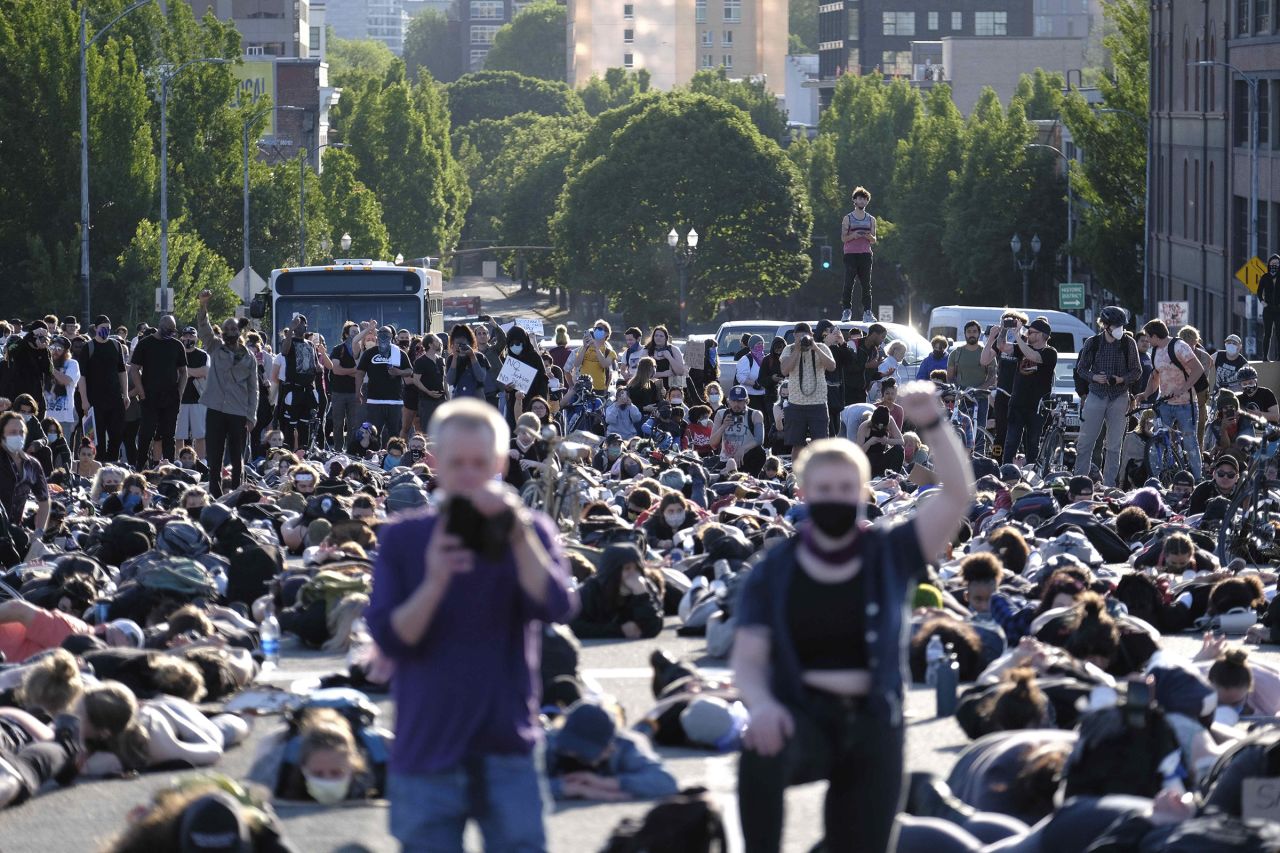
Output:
[274, 297, 422, 348]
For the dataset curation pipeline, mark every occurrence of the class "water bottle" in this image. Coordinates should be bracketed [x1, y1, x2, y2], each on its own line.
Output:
[347, 616, 372, 673]
[260, 603, 281, 670]
[925, 635, 944, 687]
[936, 643, 959, 717]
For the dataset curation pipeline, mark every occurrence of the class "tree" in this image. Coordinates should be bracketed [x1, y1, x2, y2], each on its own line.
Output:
[404, 10, 460, 84]
[688, 68, 787, 140]
[240, 158, 331, 270]
[789, 0, 817, 53]
[114, 219, 238, 328]
[553, 93, 811, 324]
[579, 68, 651, 116]
[320, 148, 391, 262]
[1062, 0, 1148, 311]
[445, 70, 584, 128]
[327, 35, 397, 86]
[820, 73, 920, 223]
[484, 1, 566, 82]
[891, 85, 966, 307]
[500, 130, 583, 281]
[1012, 68, 1065, 120]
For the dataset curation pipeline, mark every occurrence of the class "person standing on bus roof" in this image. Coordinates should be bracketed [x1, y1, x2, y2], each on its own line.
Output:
[196, 290, 259, 497]
[356, 326, 412, 443]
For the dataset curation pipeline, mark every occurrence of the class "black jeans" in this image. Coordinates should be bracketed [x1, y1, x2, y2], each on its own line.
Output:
[843, 252, 874, 312]
[739, 689, 905, 853]
[1002, 405, 1044, 465]
[205, 408, 247, 498]
[1264, 306, 1280, 361]
[89, 403, 127, 465]
[135, 400, 178, 467]
[992, 389, 1011, 457]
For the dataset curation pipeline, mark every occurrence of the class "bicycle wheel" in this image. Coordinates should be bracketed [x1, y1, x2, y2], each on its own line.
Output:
[1036, 429, 1062, 479]
[520, 480, 546, 511]
[1215, 482, 1254, 564]
[973, 427, 997, 456]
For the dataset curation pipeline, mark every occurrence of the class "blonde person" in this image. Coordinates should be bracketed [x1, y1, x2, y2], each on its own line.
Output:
[705, 381, 726, 415]
[89, 464, 127, 507]
[573, 319, 617, 392]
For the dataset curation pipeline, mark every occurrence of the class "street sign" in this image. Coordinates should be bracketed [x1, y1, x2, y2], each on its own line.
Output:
[154, 287, 174, 313]
[228, 267, 267, 304]
[1236, 257, 1268, 294]
[878, 305, 894, 323]
[1158, 301, 1189, 327]
[1058, 282, 1085, 310]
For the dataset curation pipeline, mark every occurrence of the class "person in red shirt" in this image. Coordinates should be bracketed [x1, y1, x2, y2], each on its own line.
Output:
[682, 405, 715, 457]
[0, 600, 141, 663]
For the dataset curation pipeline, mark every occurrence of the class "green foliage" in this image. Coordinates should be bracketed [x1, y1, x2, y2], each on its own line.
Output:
[579, 68, 651, 116]
[327, 35, 397, 86]
[320, 148, 391, 262]
[484, 1, 567, 82]
[404, 10, 460, 84]
[500, 131, 582, 280]
[819, 73, 920, 222]
[1012, 68, 1066, 120]
[1062, 0, 1148, 311]
[445, 70, 584, 128]
[553, 93, 812, 324]
[115, 219, 237, 327]
[789, 0, 817, 53]
[687, 68, 787, 140]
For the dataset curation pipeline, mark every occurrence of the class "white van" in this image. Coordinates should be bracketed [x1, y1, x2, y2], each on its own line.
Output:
[927, 306, 1095, 355]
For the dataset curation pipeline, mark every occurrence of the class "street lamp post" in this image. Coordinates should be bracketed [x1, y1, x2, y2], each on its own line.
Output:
[1027, 143, 1074, 304]
[298, 142, 344, 265]
[1193, 60, 1259, 349]
[1011, 233, 1041, 307]
[667, 227, 699, 335]
[80, 0, 164, 325]
[243, 104, 305, 300]
[159, 57, 230, 304]
[340, 232, 352, 255]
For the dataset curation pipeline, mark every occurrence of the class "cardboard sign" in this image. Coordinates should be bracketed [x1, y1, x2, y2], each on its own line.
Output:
[515, 318, 545, 338]
[1243, 777, 1280, 822]
[496, 357, 539, 395]
[683, 339, 706, 368]
[1158, 301, 1189, 328]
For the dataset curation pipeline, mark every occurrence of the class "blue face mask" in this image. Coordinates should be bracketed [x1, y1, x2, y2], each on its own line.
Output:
[509, 344, 524, 356]
[593, 329, 606, 341]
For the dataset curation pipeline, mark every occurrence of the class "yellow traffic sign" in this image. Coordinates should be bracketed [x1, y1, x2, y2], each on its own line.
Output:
[1236, 256, 1268, 294]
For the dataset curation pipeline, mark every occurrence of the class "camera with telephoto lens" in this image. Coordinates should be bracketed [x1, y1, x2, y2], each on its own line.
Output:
[800, 335, 813, 349]
[1003, 317, 1016, 329]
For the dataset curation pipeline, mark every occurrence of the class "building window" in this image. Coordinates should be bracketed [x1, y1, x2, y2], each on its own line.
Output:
[1238, 0, 1250, 35]
[1235, 79, 1250, 146]
[1257, 0, 1271, 32]
[623, 3, 634, 18]
[1208, 162, 1215, 244]
[974, 11, 1007, 35]
[1262, 78, 1273, 145]
[723, 53, 734, 68]
[512, 1, 531, 14]
[469, 49, 488, 70]
[952, 11, 962, 29]
[471, 0, 503, 19]
[702, 53, 714, 68]
[624, 52, 634, 67]
[470, 24, 500, 44]
[1034, 15, 1053, 35]
[723, 30, 733, 45]
[1183, 159, 1189, 239]
[928, 11, 939, 30]
[702, 30, 713, 45]
[881, 50, 911, 76]
[848, 9, 860, 40]
[696, 0, 706, 22]
[624, 28, 634, 43]
[882, 11, 915, 35]
[724, 0, 741, 23]
[847, 47, 860, 73]
[309, 24, 320, 46]
[1194, 158, 1200, 240]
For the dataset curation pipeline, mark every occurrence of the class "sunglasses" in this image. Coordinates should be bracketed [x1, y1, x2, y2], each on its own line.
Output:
[1214, 469, 1239, 479]
[33, 334, 48, 341]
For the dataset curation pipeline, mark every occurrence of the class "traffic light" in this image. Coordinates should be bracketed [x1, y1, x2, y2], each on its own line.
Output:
[820, 245, 832, 269]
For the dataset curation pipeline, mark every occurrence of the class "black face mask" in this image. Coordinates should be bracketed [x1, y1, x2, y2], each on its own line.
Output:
[807, 501, 858, 538]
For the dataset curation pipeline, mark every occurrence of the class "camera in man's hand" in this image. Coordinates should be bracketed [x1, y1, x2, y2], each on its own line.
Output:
[445, 495, 513, 559]
[800, 335, 813, 350]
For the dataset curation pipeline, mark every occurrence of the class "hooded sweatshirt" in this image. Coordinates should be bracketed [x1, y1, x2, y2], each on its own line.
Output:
[570, 543, 664, 639]
[1260, 253, 1280, 307]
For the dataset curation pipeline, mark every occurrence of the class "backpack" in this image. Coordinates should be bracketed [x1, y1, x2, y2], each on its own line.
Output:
[133, 555, 219, 600]
[284, 339, 317, 386]
[1166, 340, 1210, 394]
[276, 688, 391, 800]
[600, 787, 727, 853]
[296, 570, 371, 615]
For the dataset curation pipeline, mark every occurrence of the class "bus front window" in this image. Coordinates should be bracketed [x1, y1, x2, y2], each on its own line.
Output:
[273, 298, 422, 347]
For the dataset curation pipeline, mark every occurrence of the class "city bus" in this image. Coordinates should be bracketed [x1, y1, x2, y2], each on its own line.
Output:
[254, 260, 445, 346]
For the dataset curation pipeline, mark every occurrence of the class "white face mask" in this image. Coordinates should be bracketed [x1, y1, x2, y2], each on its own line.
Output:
[304, 772, 352, 805]
[1226, 344, 1239, 356]
[665, 511, 686, 528]
[509, 344, 524, 355]
[4, 435, 24, 453]
[708, 395, 721, 405]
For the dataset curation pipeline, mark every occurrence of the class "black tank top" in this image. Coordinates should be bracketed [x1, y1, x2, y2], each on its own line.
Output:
[788, 563, 869, 670]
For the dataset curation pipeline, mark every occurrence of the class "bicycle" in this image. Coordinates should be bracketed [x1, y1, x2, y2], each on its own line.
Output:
[1033, 397, 1074, 481]
[955, 388, 996, 456]
[1133, 397, 1190, 487]
[520, 432, 608, 532]
[1215, 411, 1280, 563]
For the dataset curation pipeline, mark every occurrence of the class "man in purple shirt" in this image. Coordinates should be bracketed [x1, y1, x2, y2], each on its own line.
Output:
[366, 398, 577, 852]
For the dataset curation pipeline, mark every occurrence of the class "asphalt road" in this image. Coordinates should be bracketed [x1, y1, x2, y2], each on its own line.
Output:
[0, 618, 1243, 853]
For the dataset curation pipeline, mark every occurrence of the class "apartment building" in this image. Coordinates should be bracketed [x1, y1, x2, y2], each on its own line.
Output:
[189, 0, 311, 56]
[326, 0, 409, 54]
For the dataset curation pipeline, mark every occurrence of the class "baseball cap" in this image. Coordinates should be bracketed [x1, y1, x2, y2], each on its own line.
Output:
[182, 326, 197, 336]
[1029, 317, 1053, 335]
[107, 618, 145, 649]
[1068, 475, 1095, 497]
[1171, 470, 1196, 487]
[680, 697, 735, 747]
[1225, 334, 1243, 345]
[729, 385, 749, 401]
[557, 701, 617, 763]
[178, 791, 251, 853]
[61, 315, 77, 325]
[999, 463, 1021, 483]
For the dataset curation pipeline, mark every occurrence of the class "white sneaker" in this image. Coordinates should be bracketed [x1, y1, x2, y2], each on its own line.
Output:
[840, 309, 852, 323]
[863, 310, 876, 322]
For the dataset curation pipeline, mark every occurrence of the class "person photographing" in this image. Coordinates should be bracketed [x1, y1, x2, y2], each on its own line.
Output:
[1073, 306, 1141, 486]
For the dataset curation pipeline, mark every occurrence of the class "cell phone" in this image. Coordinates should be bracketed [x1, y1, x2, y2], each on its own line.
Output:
[1005, 329, 1017, 345]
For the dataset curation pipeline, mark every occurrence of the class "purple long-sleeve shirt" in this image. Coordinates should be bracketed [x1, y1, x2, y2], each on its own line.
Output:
[365, 509, 577, 775]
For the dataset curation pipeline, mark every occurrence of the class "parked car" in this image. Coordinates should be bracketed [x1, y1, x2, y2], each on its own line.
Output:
[928, 305, 1093, 356]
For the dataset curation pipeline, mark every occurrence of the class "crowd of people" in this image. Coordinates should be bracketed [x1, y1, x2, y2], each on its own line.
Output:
[2, 285, 1280, 853]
